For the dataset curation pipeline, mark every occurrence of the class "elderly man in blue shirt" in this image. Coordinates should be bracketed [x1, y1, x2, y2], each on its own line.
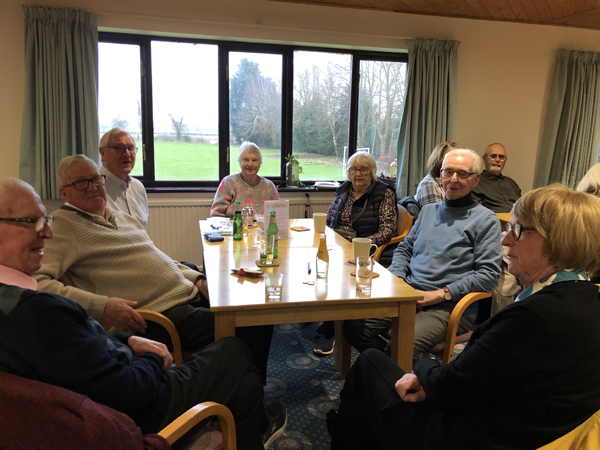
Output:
[344, 149, 503, 361]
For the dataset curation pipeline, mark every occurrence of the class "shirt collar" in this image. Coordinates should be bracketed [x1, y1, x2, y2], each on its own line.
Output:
[0, 265, 37, 290]
[101, 165, 130, 188]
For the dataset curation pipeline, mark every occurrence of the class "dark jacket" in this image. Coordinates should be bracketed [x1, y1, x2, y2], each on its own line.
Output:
[328, 180, 395, 238]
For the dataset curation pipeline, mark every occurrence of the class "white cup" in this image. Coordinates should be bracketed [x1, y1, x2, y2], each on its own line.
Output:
[313, 213, 327, 233]
[353, 237, 378, 260]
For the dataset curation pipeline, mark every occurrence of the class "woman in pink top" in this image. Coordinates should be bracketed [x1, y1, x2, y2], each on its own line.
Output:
[210, 142, 280, 217]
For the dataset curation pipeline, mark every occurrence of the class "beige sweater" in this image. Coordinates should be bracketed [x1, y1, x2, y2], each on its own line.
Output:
[34, 206, 201, 319]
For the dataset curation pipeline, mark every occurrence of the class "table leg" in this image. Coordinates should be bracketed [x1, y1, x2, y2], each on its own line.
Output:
[390, 302, 416, 373]
[214, 312, 236, 341]
[334, 320, 351, 380]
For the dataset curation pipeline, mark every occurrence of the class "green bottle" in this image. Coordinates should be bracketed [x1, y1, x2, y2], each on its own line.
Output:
[233, 201, 243, 240]
[266, 210, 279, 259]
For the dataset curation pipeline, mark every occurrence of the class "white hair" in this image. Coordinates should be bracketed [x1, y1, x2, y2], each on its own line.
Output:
[443, 149, 483, 173]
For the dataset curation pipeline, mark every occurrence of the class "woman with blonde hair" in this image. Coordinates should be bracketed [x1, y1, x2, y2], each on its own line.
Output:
[414, 141, 459, 206]
[329, 184, 600, 449]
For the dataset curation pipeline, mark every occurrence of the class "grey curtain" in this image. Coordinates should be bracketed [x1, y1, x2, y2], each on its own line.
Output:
[20, 5, 99, 199]
[396, 38, 459, 198]
[535, 49, 600, 188]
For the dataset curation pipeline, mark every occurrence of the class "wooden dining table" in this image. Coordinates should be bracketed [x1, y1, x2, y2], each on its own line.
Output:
[199, 218, 422, 377]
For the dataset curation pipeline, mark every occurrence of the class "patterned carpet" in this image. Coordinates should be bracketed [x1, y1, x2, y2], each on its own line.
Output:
[264, 322, 348, 450]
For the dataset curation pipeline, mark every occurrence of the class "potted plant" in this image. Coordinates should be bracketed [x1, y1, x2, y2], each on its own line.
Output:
[285, 154, 303, 188]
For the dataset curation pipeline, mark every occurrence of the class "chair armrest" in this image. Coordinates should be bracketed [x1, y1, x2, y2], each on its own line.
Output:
[137, 310, 183, 365]
[373, 235, 404, 262]
[441, 292, 492, 363]
[158, 401, 236, 448]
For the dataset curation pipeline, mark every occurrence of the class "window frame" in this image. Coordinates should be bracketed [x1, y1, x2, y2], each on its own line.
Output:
[99, 32, 408, 190]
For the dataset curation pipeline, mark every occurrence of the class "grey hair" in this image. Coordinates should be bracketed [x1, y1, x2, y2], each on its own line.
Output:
[576, 163, 600, 198]
[56, 155, 99, 187]
[484, 143, 506, 157]
[443, 149, 484, 173]
[0, 176, 39, 216]
[345, 152, 378, 181]
[99, 127, 134, 149]
[237, 142, 263, 166]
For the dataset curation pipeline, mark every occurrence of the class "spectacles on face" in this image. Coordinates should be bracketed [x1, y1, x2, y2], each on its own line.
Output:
[440, 169, 477, 180]
[0, 215, 53, 232]
[62, 175, 107, 191]
[505, 222, 536, 241]
[487, 154, 506, 161]
[349, 167, 370, 175]
[105, 145, 138, 155]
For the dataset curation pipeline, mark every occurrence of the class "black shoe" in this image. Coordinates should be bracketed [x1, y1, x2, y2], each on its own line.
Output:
[326, 409, 338, 436]
[314, 322, 325, 339]
[262, 401, 287, 449]
[314, 335, 335, 356]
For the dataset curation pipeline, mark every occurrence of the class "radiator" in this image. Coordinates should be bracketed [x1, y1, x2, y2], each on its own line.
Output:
[146, 196, 333, 268]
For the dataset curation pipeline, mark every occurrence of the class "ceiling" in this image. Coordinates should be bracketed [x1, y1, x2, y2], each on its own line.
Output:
[271, 0, 600, 31]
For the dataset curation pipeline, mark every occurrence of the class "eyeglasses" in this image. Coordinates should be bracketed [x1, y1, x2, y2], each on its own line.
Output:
[440, 169, 477, 180]
[505, 222, 535, 241]
[62, 175, 106, 191]
[0, 215, 53, 232]
[487, 154, 506, 161]
[105, 145, 138, 155]
[349, 167, 370, 175]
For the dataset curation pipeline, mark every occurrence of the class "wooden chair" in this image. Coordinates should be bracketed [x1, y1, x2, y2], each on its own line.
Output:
[373, 204, 414, 263]
[424, 292, 493, 364]
[536, 408, 600, 450]
[159, 401, 237, 448]
[137, 309, 184, 365]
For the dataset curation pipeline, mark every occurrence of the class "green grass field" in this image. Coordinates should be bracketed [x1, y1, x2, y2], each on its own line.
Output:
[131, 142, 345, 181]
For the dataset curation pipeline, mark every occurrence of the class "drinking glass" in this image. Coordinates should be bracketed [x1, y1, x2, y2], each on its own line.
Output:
[356, 256, 373, 295]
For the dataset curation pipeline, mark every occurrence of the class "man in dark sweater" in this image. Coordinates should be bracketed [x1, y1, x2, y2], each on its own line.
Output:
[0, 176, 286, 449]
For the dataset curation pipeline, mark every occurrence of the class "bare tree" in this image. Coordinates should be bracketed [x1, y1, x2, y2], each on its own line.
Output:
[111, 115, 129, 129]
[168, 114, 188, 141]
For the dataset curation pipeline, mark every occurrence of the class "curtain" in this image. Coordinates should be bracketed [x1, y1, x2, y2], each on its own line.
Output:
[535, 49, 600, 189]
[396, 38, 459, 198]
[20, 6, 99, 200]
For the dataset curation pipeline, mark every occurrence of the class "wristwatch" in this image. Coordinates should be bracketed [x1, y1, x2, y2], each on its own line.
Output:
[443, 287, 452, 301]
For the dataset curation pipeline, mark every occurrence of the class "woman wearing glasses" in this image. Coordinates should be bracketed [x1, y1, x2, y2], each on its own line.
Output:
[314, 153, 397, 356]
[329, 184, 600, 449]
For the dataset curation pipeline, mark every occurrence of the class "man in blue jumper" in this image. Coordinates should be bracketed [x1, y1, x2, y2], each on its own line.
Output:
[344, 149, 503, 360]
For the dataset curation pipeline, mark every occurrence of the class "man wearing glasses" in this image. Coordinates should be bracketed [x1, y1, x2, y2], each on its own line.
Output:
[344, 149, 502, 361]
[472, 143, 523, 315]
[0, 176, 284, 448]
[471, 143, 521, 213]
[99, 127, 149, 229]
[33, 155, 274, 387]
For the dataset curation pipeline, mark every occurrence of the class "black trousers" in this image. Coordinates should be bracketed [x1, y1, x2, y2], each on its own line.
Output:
[143, 296, 274, 385]
[162, 337, 268, 450]
[330, 349, 448, 450]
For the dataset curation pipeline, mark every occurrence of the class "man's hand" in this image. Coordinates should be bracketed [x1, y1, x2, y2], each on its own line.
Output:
[416, 289, 445, 311]
[128, 336, 173, 370]
[196, 278, 209, 300]
[103, 297, 147, 334]
[395, 373, 427, 402]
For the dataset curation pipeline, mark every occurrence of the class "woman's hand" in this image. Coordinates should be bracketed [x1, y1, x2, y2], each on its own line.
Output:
[395, 373, 427, 402]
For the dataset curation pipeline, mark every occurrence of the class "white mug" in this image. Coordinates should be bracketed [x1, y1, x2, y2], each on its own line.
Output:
[353, 237, 378, 260]
[313, 213, 327, 233]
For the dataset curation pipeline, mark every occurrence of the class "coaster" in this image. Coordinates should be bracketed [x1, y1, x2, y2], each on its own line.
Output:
[255, 259, 280, 267]
[290, 226, 310, 232]
[350, 271, 380, 278]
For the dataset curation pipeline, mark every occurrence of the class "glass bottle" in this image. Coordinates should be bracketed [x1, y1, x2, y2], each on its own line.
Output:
[316, 233, 329, 278]
[233, 201, 243, 240]
[266, 210, 279, 259]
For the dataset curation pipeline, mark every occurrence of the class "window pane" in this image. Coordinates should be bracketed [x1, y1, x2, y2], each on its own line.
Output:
[151, 41, 219, 181]
[357, 60, 407, 177]
[98, 43, 143, 176]
[229, 52, 282, 177]
[293, 51, 351, 181]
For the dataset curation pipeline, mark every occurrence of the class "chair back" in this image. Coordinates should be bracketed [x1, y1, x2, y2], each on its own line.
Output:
[397, 204, 413, 238]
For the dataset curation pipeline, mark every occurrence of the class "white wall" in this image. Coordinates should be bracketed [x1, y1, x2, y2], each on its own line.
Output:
[2, 0, 600, 192]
